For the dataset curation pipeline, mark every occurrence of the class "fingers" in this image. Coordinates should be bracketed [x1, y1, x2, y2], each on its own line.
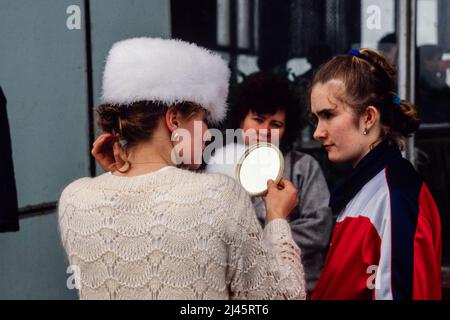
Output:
[280, 179, 299, 206]
[267, 179, 275, 187]
[91, 133, 119, 172]
[267, 178, 288, 190]
[92, 133, 113, 147]
[267, 178, 298, 200]
[281, 179, 298, 196]
[92, 134, 114, 157]
[266, 179, 282, 191]
[276, 179, 286, 190]
[91, 139, 104, 157]
[279, 178, 295, 190]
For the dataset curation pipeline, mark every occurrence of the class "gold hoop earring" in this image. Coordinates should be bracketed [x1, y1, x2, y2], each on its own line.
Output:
[116, 160, 131, 173]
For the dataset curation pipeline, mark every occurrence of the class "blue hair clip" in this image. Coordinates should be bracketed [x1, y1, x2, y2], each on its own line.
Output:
[119, 139, 128, 148]
[348, 48, 363, 58]
[392, 96, 401, 106]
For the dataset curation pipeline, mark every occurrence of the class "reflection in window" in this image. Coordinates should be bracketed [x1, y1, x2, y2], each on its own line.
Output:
[217, 0, 230, 46]
[415, 0, 450, 267]
[415, 0, 450, 125]
[360, 0, 396, 49]
[417, 0, 438, 46]
[237, 55, 258, 79]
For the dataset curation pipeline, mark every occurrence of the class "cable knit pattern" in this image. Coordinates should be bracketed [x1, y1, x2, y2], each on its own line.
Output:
[58, 168, 306, 300]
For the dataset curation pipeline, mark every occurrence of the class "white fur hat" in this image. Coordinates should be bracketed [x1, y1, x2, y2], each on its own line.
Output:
[102, 37, 230, 123]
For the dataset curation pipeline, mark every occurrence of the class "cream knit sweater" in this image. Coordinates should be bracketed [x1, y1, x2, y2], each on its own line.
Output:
[58, 167, 306, 299]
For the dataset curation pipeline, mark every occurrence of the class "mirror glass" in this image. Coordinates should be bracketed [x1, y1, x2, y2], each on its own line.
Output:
[236, 143, 284, 196]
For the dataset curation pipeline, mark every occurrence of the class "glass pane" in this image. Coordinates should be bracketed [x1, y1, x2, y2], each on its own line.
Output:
[217, 0, 230, 46]
[237, 0, 250, 49]
[415, 0, 450, 266]
[237, 55, 259, 79]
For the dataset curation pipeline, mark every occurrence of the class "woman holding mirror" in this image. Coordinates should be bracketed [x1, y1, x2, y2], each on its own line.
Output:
[61, 37, 306, 299]
[309, 48, 441, 300]
[205, 73, 333, 295]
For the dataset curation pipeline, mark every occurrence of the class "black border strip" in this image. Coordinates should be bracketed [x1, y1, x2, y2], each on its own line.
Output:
[19, 202, 57, 219]
[84, 0, 96, 178]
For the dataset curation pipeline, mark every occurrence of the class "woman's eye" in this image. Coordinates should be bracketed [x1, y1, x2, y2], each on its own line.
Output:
[252, 117, 263, 123]
[322, 111, 334, 120]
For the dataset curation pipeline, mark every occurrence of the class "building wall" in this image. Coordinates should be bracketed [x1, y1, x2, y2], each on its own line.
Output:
[0, 0, 170, 299]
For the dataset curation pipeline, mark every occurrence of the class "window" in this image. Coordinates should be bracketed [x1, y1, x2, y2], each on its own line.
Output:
[415, 0, 450, 267]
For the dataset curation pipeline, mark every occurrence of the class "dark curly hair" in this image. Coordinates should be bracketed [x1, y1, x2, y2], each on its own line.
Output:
[226, 72, 301, 153]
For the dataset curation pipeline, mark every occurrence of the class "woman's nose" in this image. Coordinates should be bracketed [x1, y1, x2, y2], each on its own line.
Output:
[257, 123, 271, 139]
[313, 123, 327, 141]
[260, 122, 272, 132]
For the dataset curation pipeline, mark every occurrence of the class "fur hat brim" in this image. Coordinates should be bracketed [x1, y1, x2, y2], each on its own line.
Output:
[102, 37, 230, 124]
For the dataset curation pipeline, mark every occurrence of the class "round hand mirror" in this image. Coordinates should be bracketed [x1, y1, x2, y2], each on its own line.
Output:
[235, 142, 284, 196]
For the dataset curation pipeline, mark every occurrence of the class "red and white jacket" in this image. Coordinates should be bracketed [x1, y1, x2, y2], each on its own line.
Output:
[312, 142, 441, 300]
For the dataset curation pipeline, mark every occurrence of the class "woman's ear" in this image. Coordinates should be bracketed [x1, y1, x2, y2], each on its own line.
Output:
[165, 107, 179, 133]
[364, 106, 380, 130]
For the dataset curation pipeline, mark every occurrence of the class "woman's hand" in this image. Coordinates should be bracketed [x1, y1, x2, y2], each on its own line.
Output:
[262, 179, 299, 222]
[91, 133, 124, 172]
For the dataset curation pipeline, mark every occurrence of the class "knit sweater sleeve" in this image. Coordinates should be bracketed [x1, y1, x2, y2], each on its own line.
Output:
[57, 177, 90, 253]
[223, 180, 306, 300]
